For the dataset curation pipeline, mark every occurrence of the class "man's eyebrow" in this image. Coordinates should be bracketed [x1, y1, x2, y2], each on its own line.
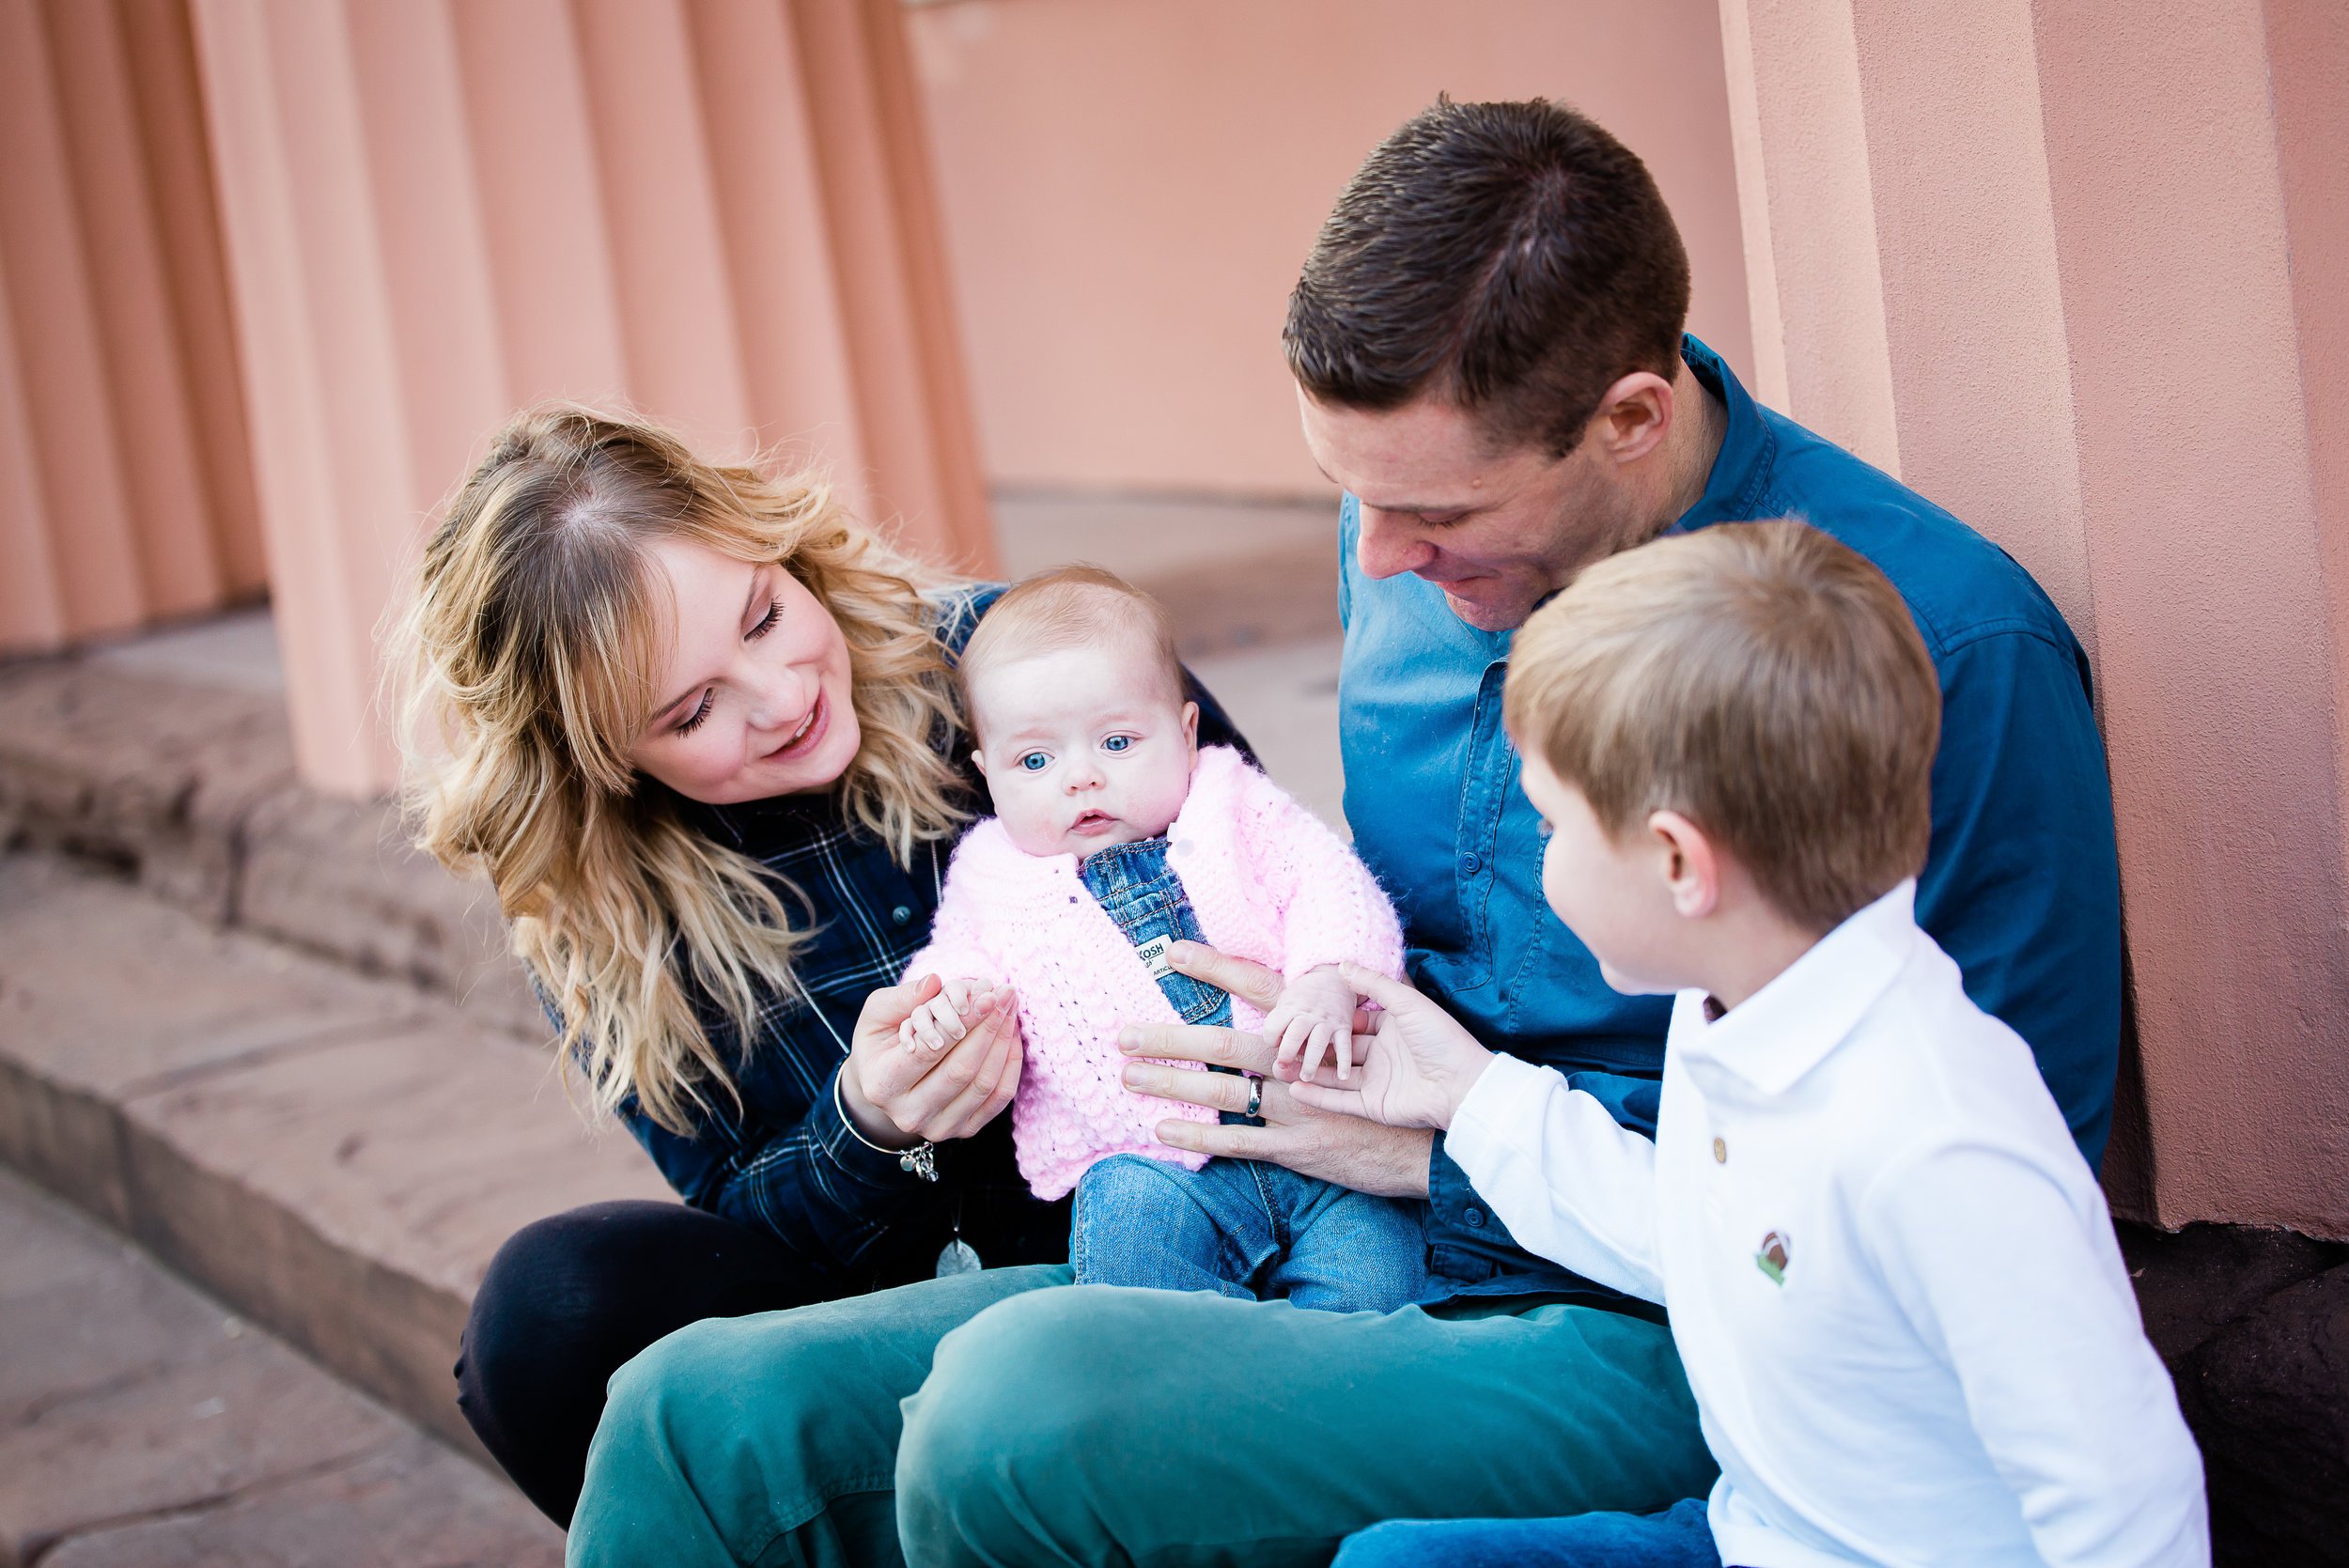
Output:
[650, 565, 766, 725]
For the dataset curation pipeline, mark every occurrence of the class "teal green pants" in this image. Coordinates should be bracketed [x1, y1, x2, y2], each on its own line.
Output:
[567, 1268, 1714, 1568]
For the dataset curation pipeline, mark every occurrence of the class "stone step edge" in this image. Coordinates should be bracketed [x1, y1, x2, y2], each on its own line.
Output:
[0, 1042, 489, 1470]
[0, 658, 545, 1044]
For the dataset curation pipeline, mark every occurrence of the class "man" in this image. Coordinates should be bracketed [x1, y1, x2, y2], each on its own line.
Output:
[567, 99, 2120, 1568]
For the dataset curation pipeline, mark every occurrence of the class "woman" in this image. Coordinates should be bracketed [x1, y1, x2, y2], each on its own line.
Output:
[398, 405, 1239, 1524]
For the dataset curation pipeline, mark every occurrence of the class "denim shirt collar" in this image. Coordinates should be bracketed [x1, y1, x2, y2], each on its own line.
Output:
[1668, 333, 1781, 536]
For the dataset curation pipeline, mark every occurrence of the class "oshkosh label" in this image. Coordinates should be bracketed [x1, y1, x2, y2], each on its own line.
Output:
[1135, 934, 1175, 979]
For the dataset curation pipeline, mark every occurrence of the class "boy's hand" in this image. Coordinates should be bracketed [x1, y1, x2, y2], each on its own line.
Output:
[1288, 962, 1495, 1132]
[898, 975, 996, 1056]
[1263, 965, 1362, 1082]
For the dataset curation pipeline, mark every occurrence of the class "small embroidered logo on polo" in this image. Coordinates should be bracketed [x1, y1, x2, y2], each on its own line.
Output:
[1754, 1231, 1791, 1286]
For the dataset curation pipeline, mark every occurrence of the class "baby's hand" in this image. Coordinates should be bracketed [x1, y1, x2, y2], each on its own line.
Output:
[898, 975, 995, 1056]
[1264, 965, 1361, 1082]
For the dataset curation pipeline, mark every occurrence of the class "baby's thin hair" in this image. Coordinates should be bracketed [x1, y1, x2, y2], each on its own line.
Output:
[958, 565, 1185, 724]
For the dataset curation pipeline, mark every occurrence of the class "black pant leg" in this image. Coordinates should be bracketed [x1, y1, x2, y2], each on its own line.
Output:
[454, 1199, 846, 1526]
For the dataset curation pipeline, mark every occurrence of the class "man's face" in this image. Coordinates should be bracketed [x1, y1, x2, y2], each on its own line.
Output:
[1298, 388, 1649, 632]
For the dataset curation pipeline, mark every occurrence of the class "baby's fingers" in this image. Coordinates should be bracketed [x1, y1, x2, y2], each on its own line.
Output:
[1298, 1022, 1331, 1082]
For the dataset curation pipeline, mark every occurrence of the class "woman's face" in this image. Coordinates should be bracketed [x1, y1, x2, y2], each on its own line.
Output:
[627, 536, 862, 804]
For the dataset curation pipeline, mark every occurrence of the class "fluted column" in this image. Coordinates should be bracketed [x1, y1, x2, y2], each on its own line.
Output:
[1719, 0, 2349, 1235]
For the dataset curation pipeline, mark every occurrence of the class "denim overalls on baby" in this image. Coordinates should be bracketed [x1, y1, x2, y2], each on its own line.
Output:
[1068, 835, 1428, 1312]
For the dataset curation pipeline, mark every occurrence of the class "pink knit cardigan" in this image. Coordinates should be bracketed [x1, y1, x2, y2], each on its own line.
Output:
[905, 745, 1406, 1200]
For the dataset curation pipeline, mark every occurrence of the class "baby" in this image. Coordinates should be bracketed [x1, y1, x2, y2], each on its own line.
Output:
[900, 565, 1425, 1312]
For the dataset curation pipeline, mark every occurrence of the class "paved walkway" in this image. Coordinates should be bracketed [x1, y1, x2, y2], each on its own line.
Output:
[0, 1165, 557, 1566]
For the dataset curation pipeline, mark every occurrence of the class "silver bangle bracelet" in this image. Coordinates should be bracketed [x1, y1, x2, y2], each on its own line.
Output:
[832, 1068, 940, 1182]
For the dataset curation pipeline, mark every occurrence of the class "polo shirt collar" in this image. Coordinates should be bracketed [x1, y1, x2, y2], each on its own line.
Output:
[1669, 334, 1780, 536]
[1675, 879, 1920, 1097]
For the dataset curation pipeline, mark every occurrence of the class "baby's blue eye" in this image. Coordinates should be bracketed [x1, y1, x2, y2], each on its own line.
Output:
[1102, 735, 1131, 753]
[1019, 752, 1050, 772]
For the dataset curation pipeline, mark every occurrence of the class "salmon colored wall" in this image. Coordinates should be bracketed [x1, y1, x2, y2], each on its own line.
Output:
[0, 0, 263, 657]
[906, 0, 1755, 498]
[1722, 0, 2349, 1236]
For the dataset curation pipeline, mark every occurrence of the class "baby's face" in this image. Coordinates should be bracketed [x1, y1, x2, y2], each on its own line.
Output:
[970, 641, 1198, 859]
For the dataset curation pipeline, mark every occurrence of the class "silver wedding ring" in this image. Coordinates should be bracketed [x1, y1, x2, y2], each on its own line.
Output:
[1244, 1075, 1264, 1119]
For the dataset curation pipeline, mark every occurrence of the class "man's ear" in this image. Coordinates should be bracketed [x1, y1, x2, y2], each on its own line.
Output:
[1593, 370, 1676, 468]
[1646, 809, 1720, 919]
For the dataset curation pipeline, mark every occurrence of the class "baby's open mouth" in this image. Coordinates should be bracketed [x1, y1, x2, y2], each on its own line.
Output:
[1071, 810, 1114, 833]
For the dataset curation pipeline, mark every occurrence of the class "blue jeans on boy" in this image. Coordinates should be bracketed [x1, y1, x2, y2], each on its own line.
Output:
[1069, 835, 1427, 1312]
[1332, 1498, 1720, 1568]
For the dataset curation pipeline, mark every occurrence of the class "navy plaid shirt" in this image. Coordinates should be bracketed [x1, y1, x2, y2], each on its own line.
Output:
[616, 584, 1248, 1287]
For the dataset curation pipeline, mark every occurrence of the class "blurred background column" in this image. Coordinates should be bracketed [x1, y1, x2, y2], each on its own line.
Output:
[0, 0, 264, 657]
[1719, 0, 2349, 1236]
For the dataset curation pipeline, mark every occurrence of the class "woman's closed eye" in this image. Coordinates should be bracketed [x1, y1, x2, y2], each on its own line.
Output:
[676, 690, 715, 736]
[747, 597, 784, 640]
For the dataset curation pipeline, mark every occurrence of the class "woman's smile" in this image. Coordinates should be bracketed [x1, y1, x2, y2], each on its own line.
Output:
[762, 689, 828, 762]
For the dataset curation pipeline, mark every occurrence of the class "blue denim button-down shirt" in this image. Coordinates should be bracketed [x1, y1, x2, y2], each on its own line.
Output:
[1341, 335, 2123, 1306]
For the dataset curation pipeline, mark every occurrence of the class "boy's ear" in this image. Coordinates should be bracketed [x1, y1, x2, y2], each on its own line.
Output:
[1646, 809, 1721, 919]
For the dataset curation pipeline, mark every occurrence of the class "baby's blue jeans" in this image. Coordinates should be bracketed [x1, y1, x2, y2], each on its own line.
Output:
[1070, 835, 1427, 1313]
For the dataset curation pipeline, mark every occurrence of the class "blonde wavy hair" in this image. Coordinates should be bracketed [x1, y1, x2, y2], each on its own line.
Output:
[398, 405, 969, 1135]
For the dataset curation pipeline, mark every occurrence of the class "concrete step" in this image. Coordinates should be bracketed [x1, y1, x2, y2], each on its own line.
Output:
[0, 1163, 560, 1566]
[0, 850, 667, 1467]
[0, 656, 545, 1046]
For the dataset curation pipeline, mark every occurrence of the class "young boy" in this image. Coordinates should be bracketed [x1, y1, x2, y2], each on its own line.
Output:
[1293, 521, 2207, 1566]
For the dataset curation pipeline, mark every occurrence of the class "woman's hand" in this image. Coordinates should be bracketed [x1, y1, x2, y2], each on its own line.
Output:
[1112, 942, 1437, 1198]
[1286, 961, 1496, 1132]
[837, 973, 1021, 1147]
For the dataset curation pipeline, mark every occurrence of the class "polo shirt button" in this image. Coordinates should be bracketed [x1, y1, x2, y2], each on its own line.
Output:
[891, 906, 912, 925]
[1713, 1137, 1728, 1164]
[1464, 1206, 1487, 1229]
[1459, 851, 1483, 875]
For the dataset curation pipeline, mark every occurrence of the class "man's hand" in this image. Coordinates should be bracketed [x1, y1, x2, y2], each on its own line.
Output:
[1288, 962, 1496, 1132]
[1115, 942, 1434, 1198]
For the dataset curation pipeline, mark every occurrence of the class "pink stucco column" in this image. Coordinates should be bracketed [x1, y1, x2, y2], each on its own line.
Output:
[0, 0, 263, 657]
[185, 0, 994, 795]
[1719, 0, 2349, 1235]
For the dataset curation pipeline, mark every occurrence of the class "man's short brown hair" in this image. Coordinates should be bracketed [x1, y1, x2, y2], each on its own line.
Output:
[957, 564, 1183, 737]
[1283, 96, 1690, 458]
[1503, 522, 1940, 933]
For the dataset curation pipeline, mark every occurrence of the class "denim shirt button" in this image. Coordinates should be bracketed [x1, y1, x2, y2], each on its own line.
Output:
[1464, 1206, 1487, 1229]
[891, 905, 912, 925]
[1459, 851, 1483, 876]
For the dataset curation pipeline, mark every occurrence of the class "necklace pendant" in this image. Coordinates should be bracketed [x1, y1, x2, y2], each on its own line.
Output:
[936, 1237, 982, 1277]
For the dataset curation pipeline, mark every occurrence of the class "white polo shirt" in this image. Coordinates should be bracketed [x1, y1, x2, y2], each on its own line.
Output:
[1447, 881, 2207, 1567]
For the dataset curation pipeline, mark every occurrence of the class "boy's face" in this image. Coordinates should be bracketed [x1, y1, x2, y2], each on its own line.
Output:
[970, 640, 1199, 859]
[1518, 751, 1690, 997]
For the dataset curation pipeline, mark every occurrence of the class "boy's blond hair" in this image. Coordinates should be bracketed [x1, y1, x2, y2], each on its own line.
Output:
[1504, 520, 1940, 934]
[958, 565, 1184, 735]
